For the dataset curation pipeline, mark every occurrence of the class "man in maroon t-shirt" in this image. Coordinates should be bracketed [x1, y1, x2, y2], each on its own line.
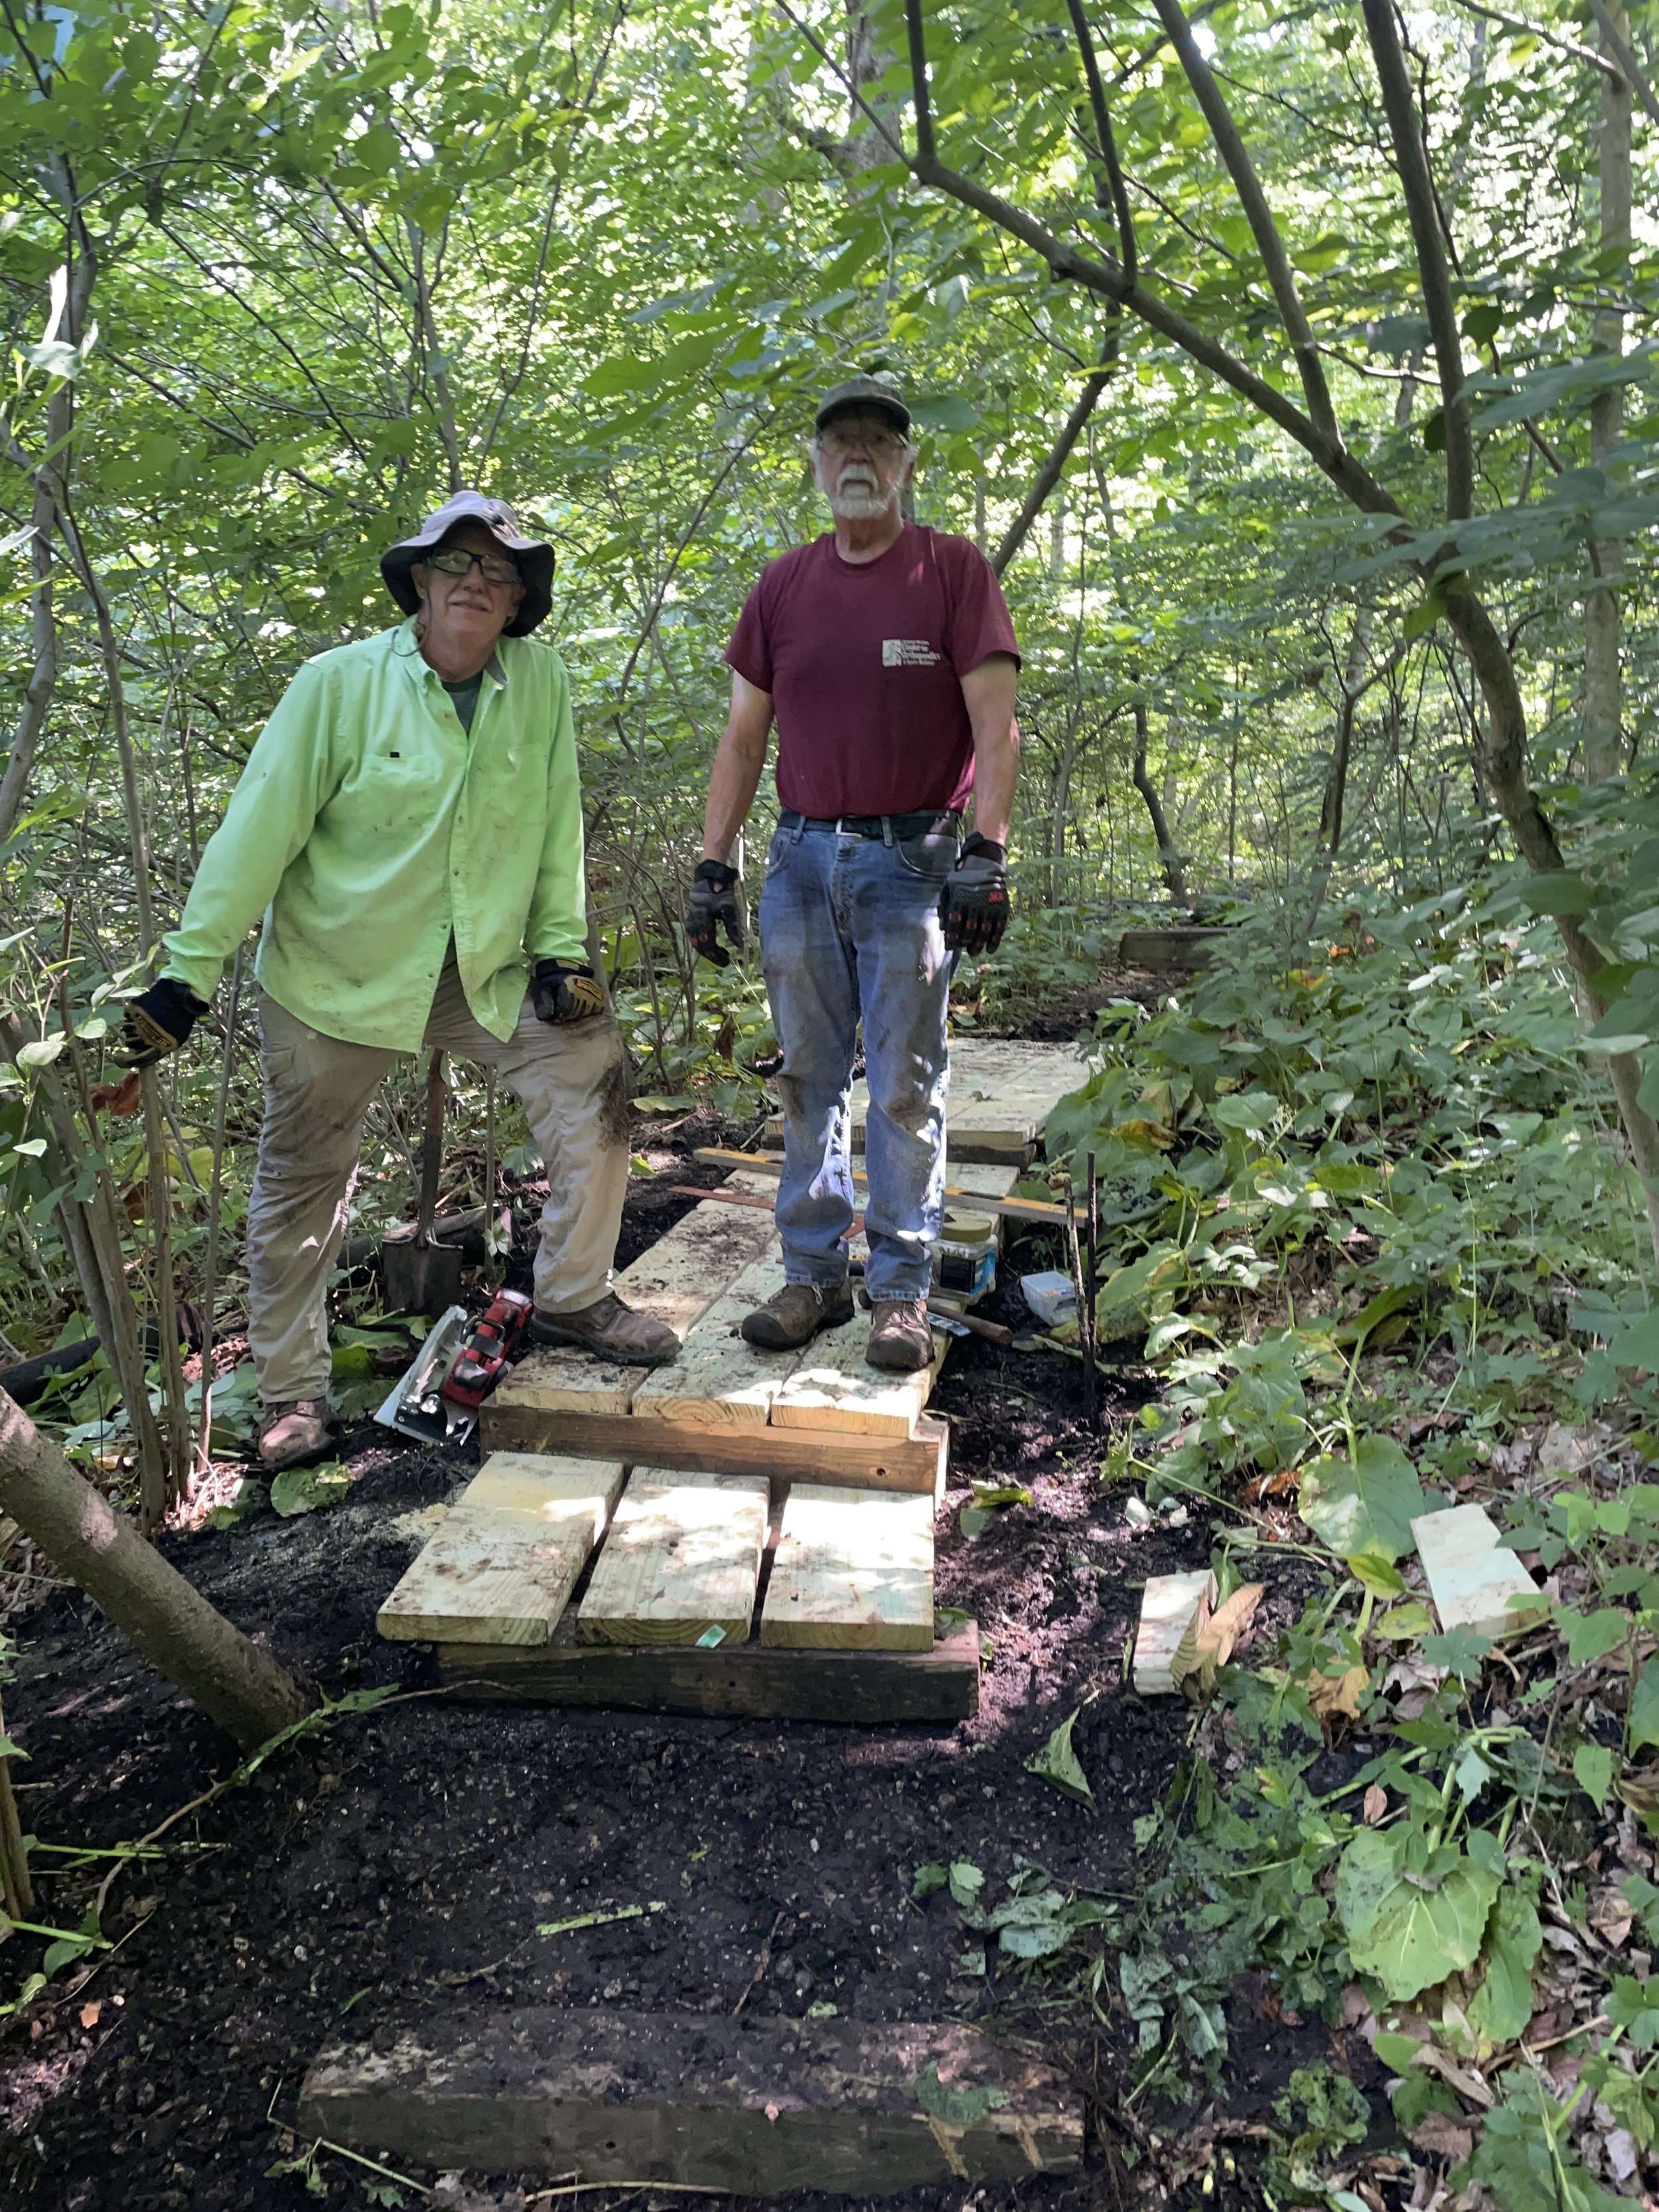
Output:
[686, 377, 1020, 1372]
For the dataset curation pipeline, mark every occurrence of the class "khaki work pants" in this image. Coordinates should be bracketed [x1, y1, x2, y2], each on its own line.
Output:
[246, 948, 631, 1404]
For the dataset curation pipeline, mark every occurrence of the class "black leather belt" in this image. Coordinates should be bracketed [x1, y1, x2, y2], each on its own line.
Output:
[778, 808, 960, 840]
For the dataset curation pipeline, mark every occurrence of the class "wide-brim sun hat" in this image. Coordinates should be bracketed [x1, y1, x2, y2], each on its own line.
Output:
[380, 489, 554, 638]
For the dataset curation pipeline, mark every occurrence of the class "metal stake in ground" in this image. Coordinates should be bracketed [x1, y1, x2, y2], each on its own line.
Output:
[1064, 1180, 1096, 1426]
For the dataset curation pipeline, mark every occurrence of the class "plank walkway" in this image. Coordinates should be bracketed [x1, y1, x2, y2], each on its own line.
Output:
[576, 1469, 770, 1647]
[764, 1035, 1088, 1160]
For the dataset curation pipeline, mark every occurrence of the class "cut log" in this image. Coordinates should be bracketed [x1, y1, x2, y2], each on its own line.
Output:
[0, 1391, 311, 1750]
[760, 1483, 934, 1651]
[575, 1469, 768, 1647]
[435, 1613, 980, 1722]
[376, 1454, 624, 1647]
[1118, 926, 1232, 974]
[478, 1405, 950, 1497]
[298, 2005, 1082, 2191]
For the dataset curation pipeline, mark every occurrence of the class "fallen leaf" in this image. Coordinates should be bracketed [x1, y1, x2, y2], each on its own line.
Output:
[1174, 1582, 1265, 1698]
[78, 2002, 101, 2029]
[1406, 2111, 1475, 2162]
[1589, 1887, 1635, 1949]
[1362, 1784, 1388, 1826]
[1309, 1664, 1370, 1723]
[1410, 2042, 1494, 2109]
[88, 1070, 142, 1118]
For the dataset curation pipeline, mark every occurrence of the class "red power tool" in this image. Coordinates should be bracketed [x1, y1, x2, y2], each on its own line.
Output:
[441, 1288, 534, 1412]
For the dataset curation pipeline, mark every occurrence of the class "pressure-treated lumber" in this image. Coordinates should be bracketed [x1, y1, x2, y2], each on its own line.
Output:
[1132, 1571, 1217, 1696]
[772, 1310, 946, 1437]
[299, 2005, 1081, 2191]
[1413, 1504, 1542, 1637]
[434, 1613, 979, 1721]
[376, 1454, 625, 1647]
[611, 1167, 780, 1337]
[693, 1149, 1061, 1224]
[629, 1254, 790, 1428]
[0, 1390, 312, 1750]
[758, 1035, 1086, 1161]
[490, 1346, 638, 1418]
[478, 1405, 950, 1497]
[575, 1469, 768, 1647]
[760, 1483, 935, 1651]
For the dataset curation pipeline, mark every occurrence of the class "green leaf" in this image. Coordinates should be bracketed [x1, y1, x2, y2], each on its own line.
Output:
[1520, 871, 1601, 917]
[912, 1862, 948, 1899]
[1348, 1551, 1406, 1599]
[1299, 1434, 1425, 1562]
[1208, 1088, 1280, 1133]
[948, 1860, 985, 1911]
[1372, 1601, 1436, 1640]
[913, 2059, 1009, 2124]
[1629, 1657, 1659, 1753]
[1469, 1887, 1542, 2045]
[269, 1461, 354, 1518]
[1335, 1828, 1501, 2000]
[1025, 1707, 1096, 1810]
[1561, 1606, 1630, 1664]
[1574, 1741, 1615, 1810]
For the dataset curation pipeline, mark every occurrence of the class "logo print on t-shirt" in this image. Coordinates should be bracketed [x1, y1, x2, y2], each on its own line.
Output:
[882, 638, 942, 668]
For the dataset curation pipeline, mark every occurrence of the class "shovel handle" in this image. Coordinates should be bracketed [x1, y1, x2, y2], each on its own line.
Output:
[418, 1051, 446, 1245]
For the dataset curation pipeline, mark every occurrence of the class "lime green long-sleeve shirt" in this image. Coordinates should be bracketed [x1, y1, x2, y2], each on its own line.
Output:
[161, 620, 588, 1053]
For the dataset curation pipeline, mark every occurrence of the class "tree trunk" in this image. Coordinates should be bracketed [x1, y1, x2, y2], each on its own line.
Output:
[1131, 703, 1188, 905]
[1585, 0, 1631, 784]
[0, 1393, 313, 1751]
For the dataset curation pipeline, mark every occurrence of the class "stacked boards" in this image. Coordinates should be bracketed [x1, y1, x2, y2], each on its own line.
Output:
[379, 1457, 972, 1722]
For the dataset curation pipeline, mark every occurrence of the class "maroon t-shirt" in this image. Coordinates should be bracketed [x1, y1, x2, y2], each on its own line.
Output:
[725, 523, 1019, 817]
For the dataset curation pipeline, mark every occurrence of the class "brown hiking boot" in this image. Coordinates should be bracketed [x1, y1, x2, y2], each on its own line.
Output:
[531, 1292, 679, 1367]
[741, 1280, 854, 1351]
[866, 1298, 936, 1373]
[257, 1398, 338, 1473]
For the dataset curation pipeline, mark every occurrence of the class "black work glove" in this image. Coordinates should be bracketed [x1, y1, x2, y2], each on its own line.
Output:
[939, 834, 1011, 956]
[532, 960, 607, 1025]
[113, 977, 209, 1069]
[685, 858, 743, 968]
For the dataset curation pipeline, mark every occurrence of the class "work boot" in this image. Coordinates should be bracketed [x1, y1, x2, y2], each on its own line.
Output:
[257, 1398, 338, 1472]
[741, 1280, 854, 1351]
[530, 1293, 679, 1367]
[866, 1298, 936, 1373]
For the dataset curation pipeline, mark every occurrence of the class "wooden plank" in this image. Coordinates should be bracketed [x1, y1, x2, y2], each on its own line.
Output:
[490, 1345, 638, 1418]
[576, 1469, 768, 1647]
[299, 2003, 1080, 2191]
[695, 1150, 1062, 1221]
[630, 1254, 791, 1428]
[1132, 1570, 1216, 1695]
[479, 1402, 950, 1496]
[376, 1453, 625, 1647]
[771, 1311, 946, 1438]
[760, 1483, 934, 1652]
[435, 1613, 979, 1722]
[1413, 1505, 1543, 1638]
[611, 1168, 780, 1337]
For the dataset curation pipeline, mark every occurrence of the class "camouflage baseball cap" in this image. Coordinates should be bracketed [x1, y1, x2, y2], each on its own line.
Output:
[814, 376, 912, 437]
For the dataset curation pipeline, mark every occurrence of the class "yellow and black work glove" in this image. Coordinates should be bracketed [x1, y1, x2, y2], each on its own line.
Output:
[113, 977, 210, 1069]
[685, 859, 743, 968]
[532, 959, 606, 1025]
[940, 834, 1011, 956]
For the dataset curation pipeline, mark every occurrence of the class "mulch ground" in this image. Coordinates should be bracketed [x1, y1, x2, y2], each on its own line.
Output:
[0, 1080, 1332, 2212]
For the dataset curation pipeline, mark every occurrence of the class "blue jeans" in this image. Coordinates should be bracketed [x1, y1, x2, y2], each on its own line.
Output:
[758, 818, 954, 1302]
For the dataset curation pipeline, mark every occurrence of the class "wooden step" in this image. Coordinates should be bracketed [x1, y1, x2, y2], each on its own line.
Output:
[299, 2004, 1082, 2191]
[433, 1611, 980, 1721]
[478, 1403, 950, 1495]
[576, 1469, 769, 1647]
[771, 1311, 946, 1438]
[760, 1483, 935, 1652]
[628, 1253, 791, 1428]
[376, 1453, 625, 1646]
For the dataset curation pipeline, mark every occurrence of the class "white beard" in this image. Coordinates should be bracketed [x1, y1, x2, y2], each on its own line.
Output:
[824, 467, 896, 522]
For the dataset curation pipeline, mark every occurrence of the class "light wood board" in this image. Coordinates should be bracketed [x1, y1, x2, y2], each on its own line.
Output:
[478, 1402, 951, 1495]
[299, 2000, 1080, 2189]
[771, 1309, 946, 1437]
[628, 1253, 792, 1428]
[764, 1038, 1089, 1158]
[576, 1468, 769, 1647]
[760, 1483, 935, 1651]
[376, 1453, 626, 1646]
[611, 1168, 780, 1337]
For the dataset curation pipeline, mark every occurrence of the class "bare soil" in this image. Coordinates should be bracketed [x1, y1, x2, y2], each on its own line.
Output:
[0, 1107, 1340, 2212]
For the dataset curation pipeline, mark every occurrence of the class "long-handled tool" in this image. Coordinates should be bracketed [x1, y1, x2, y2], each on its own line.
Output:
[382, 1052, 466, 1315]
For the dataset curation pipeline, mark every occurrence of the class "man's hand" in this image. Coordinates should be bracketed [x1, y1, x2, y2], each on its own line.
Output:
[113, 978, 210, 1069]
[685, 859, 744, 968]
[940, 834, 1011, 956]
[532, 960, 607, 1024]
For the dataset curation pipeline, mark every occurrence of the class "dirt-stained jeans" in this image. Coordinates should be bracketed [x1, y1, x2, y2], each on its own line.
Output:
[247, 945, 630, 1404]
[758, 818, 954, 1303]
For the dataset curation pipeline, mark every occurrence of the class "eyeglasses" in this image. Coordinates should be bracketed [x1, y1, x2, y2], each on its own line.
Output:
[425, 547, 521, 585]
[819, 425, 907, 457]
